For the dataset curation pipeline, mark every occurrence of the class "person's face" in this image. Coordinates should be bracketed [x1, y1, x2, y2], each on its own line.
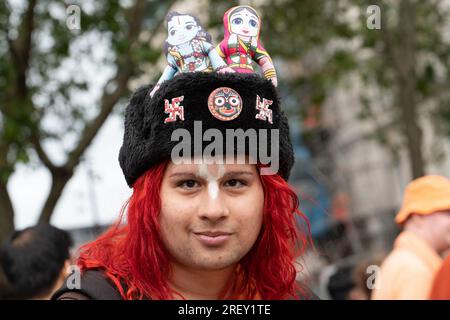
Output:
[229, 9, 259, 37]
[159, 160, 264, 271]
[429, 211, 450, 252]
[167, 15, 199, 46]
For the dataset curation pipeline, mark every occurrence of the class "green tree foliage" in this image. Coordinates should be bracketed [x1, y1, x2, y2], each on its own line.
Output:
[0, 0, 176, 245]
[209, 0, 450, 179]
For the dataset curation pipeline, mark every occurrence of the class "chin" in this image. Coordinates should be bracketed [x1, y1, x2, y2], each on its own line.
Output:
[197, 260, 235, 271]
[169, 39, 187, 46]
[193, 254, 238, 270]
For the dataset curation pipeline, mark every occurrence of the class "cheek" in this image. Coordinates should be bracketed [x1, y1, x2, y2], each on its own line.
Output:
[159, 203, 179, 240]
[231, 190, 264, 242]
[230, 24, 242, 34]
[159, 188, 195, 237]
[438, 216, 450, 231]
[190, 28, 199, 37]
[183, 29, 196, 40]
[434, 218, 450, 246]
[445, 220, 450, 234]
[167, 35, 177, 45]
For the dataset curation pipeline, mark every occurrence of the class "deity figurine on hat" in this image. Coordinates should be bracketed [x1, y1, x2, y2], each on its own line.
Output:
[216, 5, 278, 87]
[149, 12, 234, 97]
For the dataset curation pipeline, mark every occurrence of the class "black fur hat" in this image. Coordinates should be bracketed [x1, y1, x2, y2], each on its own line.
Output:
[119, 72, 294, 187]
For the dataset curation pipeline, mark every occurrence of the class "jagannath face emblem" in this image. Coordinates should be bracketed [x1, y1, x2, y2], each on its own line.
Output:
[208, 87, 243, 121]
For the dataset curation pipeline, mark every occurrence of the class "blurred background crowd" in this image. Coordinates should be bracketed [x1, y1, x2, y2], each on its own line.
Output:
[1, 0, 450, 299]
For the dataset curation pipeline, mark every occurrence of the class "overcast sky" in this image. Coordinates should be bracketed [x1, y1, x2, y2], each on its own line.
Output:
[9, 114, 132, 230]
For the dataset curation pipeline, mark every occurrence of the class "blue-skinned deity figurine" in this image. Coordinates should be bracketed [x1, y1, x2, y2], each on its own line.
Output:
[150, 12, 234, 97]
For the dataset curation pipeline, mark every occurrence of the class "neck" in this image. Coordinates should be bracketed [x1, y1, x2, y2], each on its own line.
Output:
[168, 262, 237, 300]
[30, 278, 64, 300]
[30, 264, 68, 300]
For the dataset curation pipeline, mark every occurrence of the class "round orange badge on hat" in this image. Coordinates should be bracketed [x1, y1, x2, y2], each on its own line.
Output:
[207, 87, 242, 121]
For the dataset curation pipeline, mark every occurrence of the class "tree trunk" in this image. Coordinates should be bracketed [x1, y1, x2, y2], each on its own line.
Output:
[0, 180, 16, 298]
[38, 167, 74, 224]
[0, 180, 15, 244]
[393, 0, 425, 178]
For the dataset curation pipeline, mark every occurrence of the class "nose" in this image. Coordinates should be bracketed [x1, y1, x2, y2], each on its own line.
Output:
[198, 190, 230, 223]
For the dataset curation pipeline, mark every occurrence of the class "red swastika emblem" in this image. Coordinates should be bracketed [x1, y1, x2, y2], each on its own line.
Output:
[255, 95, 273, 124]
[164, 95, 185, 123]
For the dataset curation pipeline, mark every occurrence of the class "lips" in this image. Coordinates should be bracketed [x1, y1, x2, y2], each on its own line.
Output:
[194, 231, 232, 246]
[219, 106, 236, 115]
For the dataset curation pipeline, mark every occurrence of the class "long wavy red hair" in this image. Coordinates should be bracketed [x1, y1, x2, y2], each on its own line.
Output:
[77, 161, 311, 299]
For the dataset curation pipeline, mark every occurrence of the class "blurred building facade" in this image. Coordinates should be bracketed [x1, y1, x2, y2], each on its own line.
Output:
[291, 73, 450, 297]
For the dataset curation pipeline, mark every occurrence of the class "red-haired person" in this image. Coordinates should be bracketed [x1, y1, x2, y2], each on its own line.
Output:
[52, 72, 315, 300]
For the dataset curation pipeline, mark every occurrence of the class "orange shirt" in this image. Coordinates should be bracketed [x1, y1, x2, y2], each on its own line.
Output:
[429, 254, 450, 299]
[371, 231, 442, 300]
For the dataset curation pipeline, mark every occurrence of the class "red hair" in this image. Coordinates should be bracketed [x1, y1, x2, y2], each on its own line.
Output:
[77, 161, 311, 299]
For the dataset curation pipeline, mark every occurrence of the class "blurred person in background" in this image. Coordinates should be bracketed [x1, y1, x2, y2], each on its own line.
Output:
[429, 254, 450, 299]
[371, 175, 450, 300]
[325, 264, 355, 300]
[319, 255, 383, 300]
[348, 255, 384, 300]
[0, 270, 15, 299]
[0, 224, 73, 299]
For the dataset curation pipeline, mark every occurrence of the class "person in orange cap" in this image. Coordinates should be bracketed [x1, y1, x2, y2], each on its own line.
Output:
[371, 175, 450, 300]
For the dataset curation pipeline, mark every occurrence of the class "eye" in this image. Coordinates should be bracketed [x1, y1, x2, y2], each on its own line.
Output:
[228, 96, 240, 107]
[177, 180, 200, 190]
[232, 18, 243, 25]
[186, 25, 193, 30]
[249, 19, 258, 28]
[215, 97, 225, 106]
[224, 179, 246, 188]
[170, 30, 176, 36]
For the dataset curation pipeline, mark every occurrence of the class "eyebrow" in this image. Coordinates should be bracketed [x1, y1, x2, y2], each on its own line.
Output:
[169, 21, 195, 31]
[169, 171, 254, 179]
[231, 13, 258, 21]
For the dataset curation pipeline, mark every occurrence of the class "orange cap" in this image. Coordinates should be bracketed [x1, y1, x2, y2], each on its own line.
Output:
[396, 175, 450, 225]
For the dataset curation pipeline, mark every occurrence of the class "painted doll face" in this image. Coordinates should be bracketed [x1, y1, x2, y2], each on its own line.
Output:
[167, 15, 200, 46]
[229, 8, 260, 37]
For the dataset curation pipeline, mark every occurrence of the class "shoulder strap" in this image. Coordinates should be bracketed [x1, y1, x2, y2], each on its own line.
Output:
[51, 270, 123, 300]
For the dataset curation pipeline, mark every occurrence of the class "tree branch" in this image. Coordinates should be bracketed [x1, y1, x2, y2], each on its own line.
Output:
[38, 0, 176, 223]
[30, 131, 58, 172]
[9, 0, 37, 97]
[65, 68, 134, 171]
[64, 0, 176, 171]
[0, 179, 15, 244]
